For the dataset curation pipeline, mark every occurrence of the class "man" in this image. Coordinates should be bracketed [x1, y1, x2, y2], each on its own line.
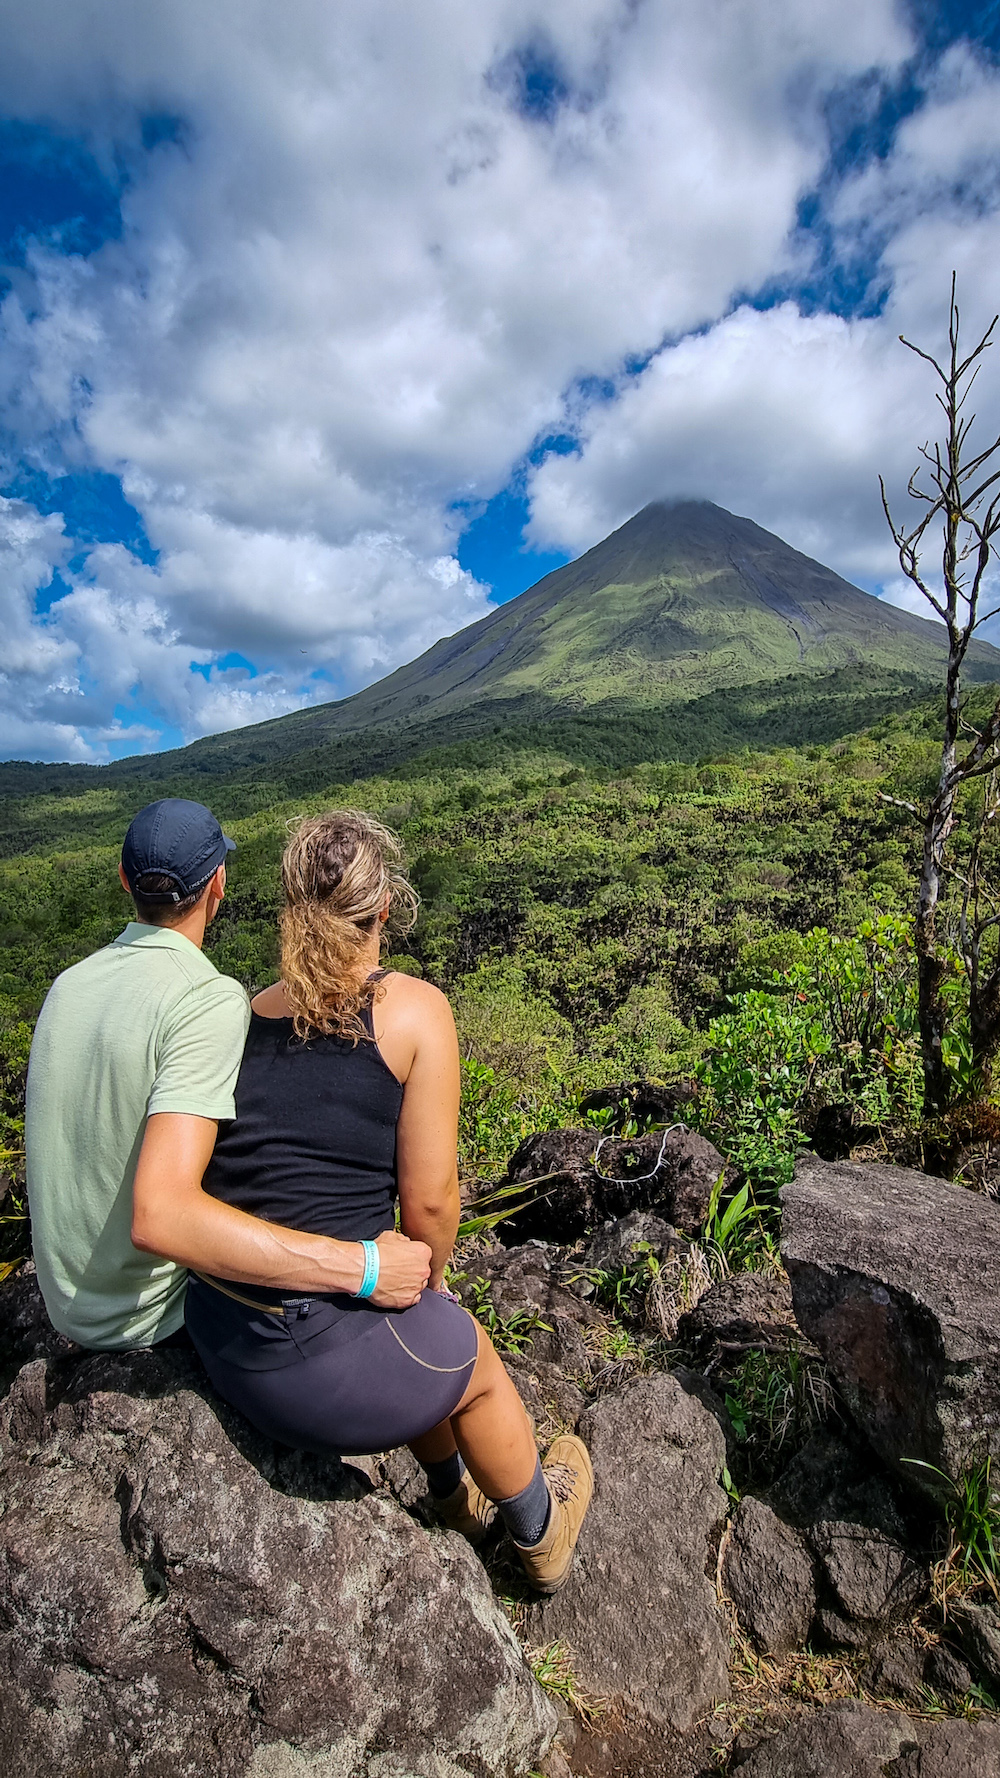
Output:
[26, 798, 429, 1350]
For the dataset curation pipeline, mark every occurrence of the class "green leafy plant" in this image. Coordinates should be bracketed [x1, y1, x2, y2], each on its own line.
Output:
[458, 1056, 572, 1181]
[701, 1173, 778, 1273]
[569, 1241, 662, 1321]
[704, 1177, 756, 1248]
[462, 1276, 553, 1355]
[0, 1016, 31, 1276]
[720, 1463, 740, 1506]
[691, 990, 819, 1188]
[905, 1455, 1000, 1597]
[455, 1173, 558, 1240]
[723, 1346, 836, 1482]
[526, 1641, 608, 1726]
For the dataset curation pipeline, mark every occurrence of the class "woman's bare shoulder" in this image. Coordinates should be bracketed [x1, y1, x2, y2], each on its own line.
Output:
[380, 971, 453, 1020]
[251, 980, 290, 1018]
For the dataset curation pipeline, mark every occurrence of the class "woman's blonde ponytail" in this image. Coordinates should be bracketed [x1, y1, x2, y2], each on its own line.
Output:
[279, 810, 418, 1041]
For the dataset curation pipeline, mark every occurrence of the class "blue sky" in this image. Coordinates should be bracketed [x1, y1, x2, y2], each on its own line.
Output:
[2, 1, 1000, 761]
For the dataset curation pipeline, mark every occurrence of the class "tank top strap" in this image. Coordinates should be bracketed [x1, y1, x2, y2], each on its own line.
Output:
[361, 968, 390, 1036]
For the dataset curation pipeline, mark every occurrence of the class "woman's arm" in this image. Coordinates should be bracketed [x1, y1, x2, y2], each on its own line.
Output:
[390, 981, 462, 1290]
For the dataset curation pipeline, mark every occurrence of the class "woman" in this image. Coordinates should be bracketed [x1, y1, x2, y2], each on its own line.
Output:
[185, 810, 592, 1593]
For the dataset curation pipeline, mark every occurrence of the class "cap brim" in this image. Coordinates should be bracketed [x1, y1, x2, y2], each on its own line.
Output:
[223, 835, 237, 853]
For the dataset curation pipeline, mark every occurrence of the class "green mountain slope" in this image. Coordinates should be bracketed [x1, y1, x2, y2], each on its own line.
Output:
[3, 500, 998, 798]
[100, 498, 1000, 777]
[340, 496, 1000, 718]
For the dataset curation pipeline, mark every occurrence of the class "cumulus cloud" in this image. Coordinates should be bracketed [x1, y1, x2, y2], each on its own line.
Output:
[526, 45, 1000, 618]
[1, 0, 978, 760]
[5, 523, 492, 762]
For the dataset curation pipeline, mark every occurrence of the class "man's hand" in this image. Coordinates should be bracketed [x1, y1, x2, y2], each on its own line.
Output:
[371, 1229, 432, 1308]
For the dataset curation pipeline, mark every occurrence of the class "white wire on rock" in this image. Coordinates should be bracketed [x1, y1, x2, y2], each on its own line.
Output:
[591, 1124, 682, 1184]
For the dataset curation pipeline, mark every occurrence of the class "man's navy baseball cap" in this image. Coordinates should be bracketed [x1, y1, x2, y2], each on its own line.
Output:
[121, 799, 236, 904]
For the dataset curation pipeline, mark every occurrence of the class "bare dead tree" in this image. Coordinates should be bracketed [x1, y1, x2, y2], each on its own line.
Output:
[881, 275, 1000, 1112]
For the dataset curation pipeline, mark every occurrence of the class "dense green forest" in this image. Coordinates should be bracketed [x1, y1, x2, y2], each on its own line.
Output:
[5, 671, 998, 1280]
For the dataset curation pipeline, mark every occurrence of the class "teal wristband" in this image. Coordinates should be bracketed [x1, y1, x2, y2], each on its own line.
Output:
[355, 1240, 380, 1299]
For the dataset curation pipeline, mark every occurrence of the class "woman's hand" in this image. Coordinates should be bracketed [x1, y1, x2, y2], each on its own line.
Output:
[371, 1228, 432, 1308]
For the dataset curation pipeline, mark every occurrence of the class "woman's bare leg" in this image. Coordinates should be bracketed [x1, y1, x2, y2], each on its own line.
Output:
[409, 1418, 460, 1469]
[407, 1321, 538, 1500]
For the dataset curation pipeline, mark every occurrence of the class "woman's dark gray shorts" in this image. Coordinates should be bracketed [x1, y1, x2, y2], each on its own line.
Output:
[185, 1272, 480, 1456]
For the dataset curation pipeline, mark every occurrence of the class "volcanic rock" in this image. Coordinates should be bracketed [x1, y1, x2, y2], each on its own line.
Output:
[732, 1702, 1000, 1776]
[721, 1496, 816, 1655]
[454, 1242, 598, 1377]
[861, 1627, 971, 1706]
[0, 1341, 555, 1778]
[887, 1716, 1000, 1776]
[503, 1124, 724, 1242]
[951, 1597, 1000, 1693]
[580, 1208, 685, 1274]
[676, 1270, 799, 1373]
[781, 1157, 1000, 1486]
[530, 1371, 731, 1731]
[765, 1430, 928, 1646]
[0, 1258, 76, 1389]
[807, 1516, 925, 1630]
[732, 1702, 913, 1776]
[576, 1079, 697, 1129]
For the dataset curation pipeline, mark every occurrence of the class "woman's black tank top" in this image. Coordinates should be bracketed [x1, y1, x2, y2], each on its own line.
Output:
[204, 994, 404, 1242]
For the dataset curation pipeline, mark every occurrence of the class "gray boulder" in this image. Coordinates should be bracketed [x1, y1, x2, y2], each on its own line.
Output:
[576, 1080, 697, 1127]
[808, 1517, 925, 1629]
[0, 1345, 556, 1778]
[503, 1352, 587, 1441]
[766, 1430, 928, 1647]
[770, 1430, 909, 1537]
[0, 1258, 76, 1390]
[862, 1626, 972, 1705]
[781, 1157, 1000, 1485]
[923, 1640, 974, 1700]
[721, 1496, 816, 1655]
[676, 1271, 799, 1373]
[862, 1628, 937, 1706]
[580, 1209, 685, 1275]
[454, 1243, 599, 1378]
[502, 1125, 724, 1242]
[735, 1703, 1000, 1777]
[952, 1597, 1000, 1692]
[530, 1372, 731, 1731]
[888, 1717, 1000, 1776]
[733, 1702, 913, 1776]
[765, 1422, 925, 1642]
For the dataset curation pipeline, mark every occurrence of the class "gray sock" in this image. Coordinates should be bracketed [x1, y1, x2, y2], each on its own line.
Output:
[498, 1456, 551, 1548]
[424, 1451, 465, 1499]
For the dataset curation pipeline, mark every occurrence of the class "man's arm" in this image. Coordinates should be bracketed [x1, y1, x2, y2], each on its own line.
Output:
[131, 1112, 430, 1309]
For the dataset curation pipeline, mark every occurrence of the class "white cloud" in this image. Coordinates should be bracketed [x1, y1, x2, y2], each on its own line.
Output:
[0, 0, 971, 759]
[3, 522, 492, 761]
[525, 47, 1000, 615]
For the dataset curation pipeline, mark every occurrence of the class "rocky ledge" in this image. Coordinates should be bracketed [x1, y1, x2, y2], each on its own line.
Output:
[3, 1140, 1000, 1776]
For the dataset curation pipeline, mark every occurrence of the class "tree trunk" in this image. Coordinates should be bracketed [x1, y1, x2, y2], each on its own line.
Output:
[916, 660, 960, 1113]
[970, 963, 1000, 1095]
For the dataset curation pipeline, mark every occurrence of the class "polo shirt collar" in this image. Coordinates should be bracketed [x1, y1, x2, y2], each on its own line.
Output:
[112, 921, 205, 958]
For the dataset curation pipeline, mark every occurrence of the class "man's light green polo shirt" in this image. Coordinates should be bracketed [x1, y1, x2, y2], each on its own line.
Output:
[26, 923, 251, 1349]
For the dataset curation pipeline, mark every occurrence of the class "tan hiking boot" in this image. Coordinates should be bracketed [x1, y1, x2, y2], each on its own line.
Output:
[514, 1434, 594, 1595]
[433, 1473, 497, 1546]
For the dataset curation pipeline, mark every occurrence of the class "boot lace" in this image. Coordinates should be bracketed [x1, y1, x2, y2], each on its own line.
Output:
[543, 1460, 581, 1504]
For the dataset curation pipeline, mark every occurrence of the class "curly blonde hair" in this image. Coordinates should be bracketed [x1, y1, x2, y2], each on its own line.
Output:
[279, 810, 418, 1041]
